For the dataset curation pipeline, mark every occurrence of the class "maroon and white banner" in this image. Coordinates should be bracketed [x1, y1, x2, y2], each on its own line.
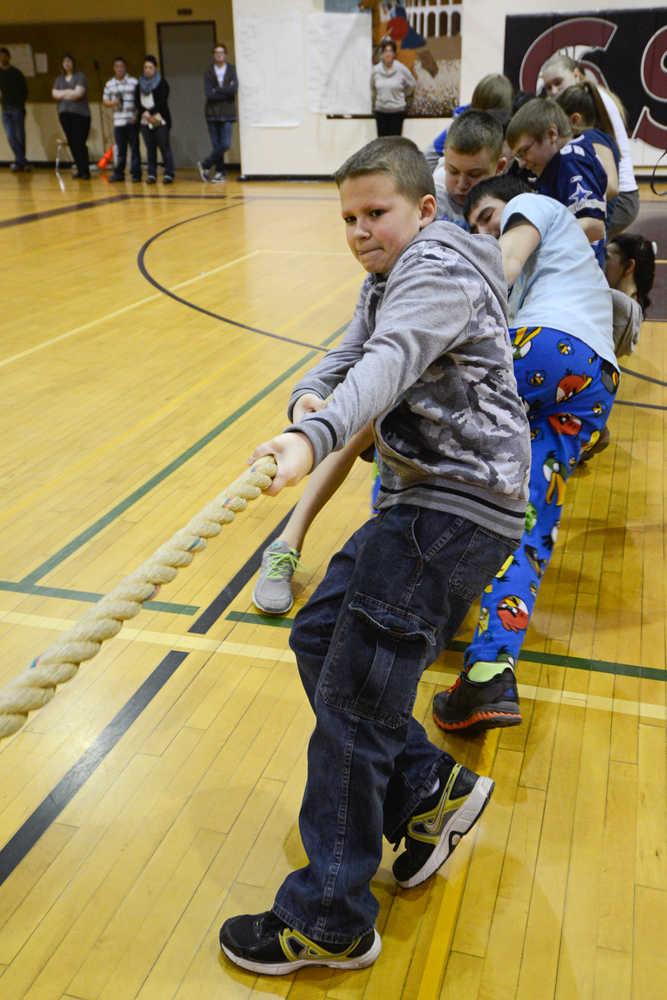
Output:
[503, 9, 667, 150]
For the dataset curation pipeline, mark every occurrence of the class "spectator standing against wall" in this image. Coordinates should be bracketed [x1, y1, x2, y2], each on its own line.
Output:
[0, 47, 29, 172]
[197, 42, 238, 184]
[135, 55, 174, 184]
[52, 54, 91, 179]
[103, 57, 141, 183]
[371, 39, 415, 137]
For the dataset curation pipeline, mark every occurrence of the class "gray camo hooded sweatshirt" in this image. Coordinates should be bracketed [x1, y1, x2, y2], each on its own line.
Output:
[286, 221, 531, 540]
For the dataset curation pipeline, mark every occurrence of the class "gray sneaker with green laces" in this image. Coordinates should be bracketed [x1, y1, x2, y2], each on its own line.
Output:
[252, 540, 300, 615]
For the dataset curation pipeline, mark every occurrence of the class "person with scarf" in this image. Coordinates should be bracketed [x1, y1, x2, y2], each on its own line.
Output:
[135, 55, 174, 184]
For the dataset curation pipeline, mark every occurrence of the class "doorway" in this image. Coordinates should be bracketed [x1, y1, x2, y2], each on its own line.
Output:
[158, 21, 219, 170]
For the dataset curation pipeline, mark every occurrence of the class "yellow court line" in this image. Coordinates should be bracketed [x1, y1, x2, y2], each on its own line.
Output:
[416, 727, 500, 1000]
[274, 272, 360, 334]
[0, 342, 261, 523]
[0, 265, 355, 522]
[426, 668, 665, 723]
[261, 249, 349, 256]
[2, 610, 664, 721]
[0, 250, 262, 369]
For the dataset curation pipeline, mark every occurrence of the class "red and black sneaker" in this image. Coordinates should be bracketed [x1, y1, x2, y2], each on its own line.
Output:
[433, 668, 522, 735]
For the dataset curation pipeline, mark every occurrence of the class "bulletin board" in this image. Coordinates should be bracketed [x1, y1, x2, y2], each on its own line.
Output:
[0, 21, 146, 100]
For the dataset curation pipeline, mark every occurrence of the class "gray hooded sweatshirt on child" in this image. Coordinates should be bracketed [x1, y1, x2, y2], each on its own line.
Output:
[286, 221, 531, 541]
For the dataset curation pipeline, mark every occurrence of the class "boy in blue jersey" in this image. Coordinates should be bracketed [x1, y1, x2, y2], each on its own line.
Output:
[506, 98, 608, 266]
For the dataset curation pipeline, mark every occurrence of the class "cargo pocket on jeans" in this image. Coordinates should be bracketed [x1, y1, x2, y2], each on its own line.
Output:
[319, 593, 437, 729]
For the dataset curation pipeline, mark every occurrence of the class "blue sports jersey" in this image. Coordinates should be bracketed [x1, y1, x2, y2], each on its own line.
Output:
[585, 127, 620, 168]
[536, 132, 607, 267]
[585, 127, 620, 223]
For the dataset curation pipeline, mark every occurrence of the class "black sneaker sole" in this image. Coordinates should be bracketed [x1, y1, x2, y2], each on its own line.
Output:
[433, 703, 522, 736]
[220, 928, 381, 975]
[395, 775, 495, 888]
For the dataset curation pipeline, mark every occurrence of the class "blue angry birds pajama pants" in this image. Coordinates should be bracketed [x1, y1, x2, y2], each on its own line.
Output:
[464, 325, 619, 672]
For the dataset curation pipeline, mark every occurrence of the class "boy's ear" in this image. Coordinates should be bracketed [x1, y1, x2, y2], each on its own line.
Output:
[624, 258, 636, 279]
[570, 111, 583, 129]
[419, 193, 437, 227]
[495, 156, 508, 175]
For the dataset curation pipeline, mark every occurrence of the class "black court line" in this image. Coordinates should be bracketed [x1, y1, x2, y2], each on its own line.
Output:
[615, 399, 667, 411]
[0, 650, 188, 888]
[0, 194, 132, 229]
[619, 365, 667, 388]
[137, 208, 330, 353]
[129, 193, 230, 200]
[0, 500, 300, 886]
[188, 509, 294, 634]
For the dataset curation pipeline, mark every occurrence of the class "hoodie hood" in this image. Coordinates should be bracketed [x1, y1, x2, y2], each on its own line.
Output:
[408, 221, 508, 322]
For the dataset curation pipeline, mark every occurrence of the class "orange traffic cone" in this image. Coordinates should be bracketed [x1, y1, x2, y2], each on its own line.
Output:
[97, 145, 114, 169]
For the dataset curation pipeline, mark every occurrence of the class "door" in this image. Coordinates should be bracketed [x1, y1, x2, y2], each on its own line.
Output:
[158, 21, 217, 170]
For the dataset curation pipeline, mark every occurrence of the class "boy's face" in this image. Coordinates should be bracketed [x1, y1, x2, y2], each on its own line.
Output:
[444, 147, 505, 206]
[339, 173, 436, 276]
[467, 195, 506, 239]
[511, 127, 559, 176]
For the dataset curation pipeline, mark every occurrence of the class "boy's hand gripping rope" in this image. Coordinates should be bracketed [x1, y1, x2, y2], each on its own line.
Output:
[0, 457, 278, 741]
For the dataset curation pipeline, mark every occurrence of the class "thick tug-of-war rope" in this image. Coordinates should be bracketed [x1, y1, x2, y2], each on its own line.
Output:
[0, 456, 278, 742]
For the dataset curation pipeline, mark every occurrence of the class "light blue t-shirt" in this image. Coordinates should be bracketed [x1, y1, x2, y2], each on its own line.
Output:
[501, 193, 616, 369]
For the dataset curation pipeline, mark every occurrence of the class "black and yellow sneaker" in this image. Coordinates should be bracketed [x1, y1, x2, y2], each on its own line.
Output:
[219, 910, 381, 975]
[392, 756, 494, 888]
[432, 668, 522, 735]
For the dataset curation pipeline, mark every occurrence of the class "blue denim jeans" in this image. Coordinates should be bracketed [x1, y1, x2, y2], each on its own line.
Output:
[202, 119, 233, 171]
[113, 123, 141, 179]
[272, 506, 517, 944]
[2, 107, 26, 165]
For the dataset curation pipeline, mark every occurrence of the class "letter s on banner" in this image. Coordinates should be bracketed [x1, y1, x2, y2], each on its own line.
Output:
[634, 25, 667, 149]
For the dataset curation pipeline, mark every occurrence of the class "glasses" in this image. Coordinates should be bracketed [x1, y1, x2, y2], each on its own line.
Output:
[514, 138, 536, 162]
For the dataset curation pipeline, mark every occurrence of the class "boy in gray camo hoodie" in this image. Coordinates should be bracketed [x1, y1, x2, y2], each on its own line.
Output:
[220, 137, 531, 978]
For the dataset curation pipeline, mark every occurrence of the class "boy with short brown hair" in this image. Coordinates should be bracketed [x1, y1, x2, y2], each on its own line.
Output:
[220, 137, 531, 977]
[433, 108, 508, 225]
[506, 97, 608, 265]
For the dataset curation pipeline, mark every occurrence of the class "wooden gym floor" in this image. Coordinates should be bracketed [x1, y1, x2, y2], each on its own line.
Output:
[0, 167, 664, 1000]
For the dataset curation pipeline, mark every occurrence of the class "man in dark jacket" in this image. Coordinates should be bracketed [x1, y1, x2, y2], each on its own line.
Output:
[197, 43, 238, 183]
[0, 47, 29, 171]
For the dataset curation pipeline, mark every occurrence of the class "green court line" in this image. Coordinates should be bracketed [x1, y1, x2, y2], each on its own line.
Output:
[227, 610, 294, 629]
[225, 611, 667, 682]
[16, 324, 347, 590]
[0, 580, 196, 615]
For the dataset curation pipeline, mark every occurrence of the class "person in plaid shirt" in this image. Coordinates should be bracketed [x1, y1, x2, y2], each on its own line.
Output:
[103, 57, 141, 183]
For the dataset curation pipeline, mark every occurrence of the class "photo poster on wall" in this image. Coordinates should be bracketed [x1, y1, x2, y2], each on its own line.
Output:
[324, 0, 461, 116]
[503, 8, 667, 150]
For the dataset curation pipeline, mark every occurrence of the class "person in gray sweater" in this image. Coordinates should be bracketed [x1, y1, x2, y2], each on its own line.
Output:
[220, 137, 530, 978]
[371, 39, 415, 136]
